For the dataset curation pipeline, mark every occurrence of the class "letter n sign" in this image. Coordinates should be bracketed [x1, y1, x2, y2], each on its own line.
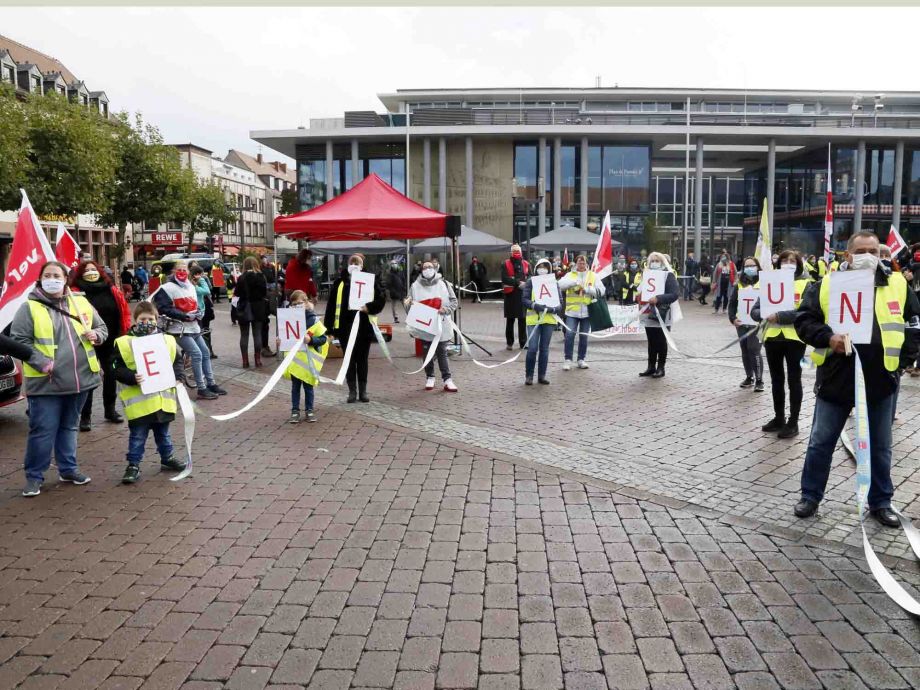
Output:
[828, 271, 874, 344]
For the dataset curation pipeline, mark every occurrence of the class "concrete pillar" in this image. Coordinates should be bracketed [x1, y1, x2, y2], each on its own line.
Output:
[893, 140, 905, 229]
[423, 138, 432, 208]
[438, 138, 447, 213]
[694, 137, 704, 258]
[351, 139, 360, 186]
[553, 137, 562, 230]
[465, 136, 473, 227]
[325, 140, 334, 201]
[854, 140, 866, 231]
[538, 137, 547, 235]
[580, 136, 589, 231]
[767, 139, 776, 240]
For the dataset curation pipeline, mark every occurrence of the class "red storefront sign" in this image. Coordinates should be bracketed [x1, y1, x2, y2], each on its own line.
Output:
[151, 231, 183, 246]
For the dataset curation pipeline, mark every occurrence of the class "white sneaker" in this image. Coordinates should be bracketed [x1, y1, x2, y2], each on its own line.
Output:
[443, 379, 458, 393]
[425, 377, 435, 390]
[577, 360, 589, 369]
[563, 360, 572, 371]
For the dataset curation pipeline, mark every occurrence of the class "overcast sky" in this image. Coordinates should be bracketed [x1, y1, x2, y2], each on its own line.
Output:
[3, 7, 918, 165]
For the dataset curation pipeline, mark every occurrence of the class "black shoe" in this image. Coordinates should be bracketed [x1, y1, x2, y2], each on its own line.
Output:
[347, 389, 357, 404]
[754, 380, 765, 392]
[761, 417, 783, 432]
[197, 388, 218, 400]
[359, 390, 370, 403]
[739, 377, 753, 388]
[122, 465, 140, 484]
[651, 366, 666, 379]
[778, 421, 799, 439]
[870, 507, 900, 528]
[207, 384, 227, 396]
[794, 499, 819, 518]
[639, 365, 656, 377]
[160, 456, 187, 471]
[79, 417, 91, 432]
[210, 353, 218, 359]
[538, 378, 550, 385]
[525, 377, 533, 386]
[104, 409, 124, 423]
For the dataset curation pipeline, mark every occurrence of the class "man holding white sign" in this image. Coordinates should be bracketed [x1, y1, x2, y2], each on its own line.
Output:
[794, 232, 920, 527]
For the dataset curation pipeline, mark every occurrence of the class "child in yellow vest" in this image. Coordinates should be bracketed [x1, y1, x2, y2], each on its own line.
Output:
[277, 290, 329, 424]
[112, 302, 187, 484]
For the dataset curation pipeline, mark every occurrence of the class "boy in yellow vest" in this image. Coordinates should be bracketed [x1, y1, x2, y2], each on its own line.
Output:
[277, 290, 329, 424]
[112, 302, 187, 484]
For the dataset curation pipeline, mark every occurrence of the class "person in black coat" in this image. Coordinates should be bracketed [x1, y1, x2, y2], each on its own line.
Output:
[235, 256, 269, 367]
[469, 257, 488, 303]
[323, 253, 387, 403]
[386, 263, 406, 323]
[638, 252, 680, 379]
[500, 244, 529, 350]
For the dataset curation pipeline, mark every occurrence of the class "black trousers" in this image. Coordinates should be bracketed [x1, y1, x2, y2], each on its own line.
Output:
[82, 345, 116, 418]
[505, 316, 526, 347]
[764, 339, 806, 422]
[261, 315, 270, 352]
[646, 327, 669, 369]
[346, 339, 372, 390]
[239, 320, 263, 357]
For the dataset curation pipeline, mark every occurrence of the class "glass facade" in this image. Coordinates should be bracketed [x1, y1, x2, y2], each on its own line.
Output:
[297, 143, 406, 211]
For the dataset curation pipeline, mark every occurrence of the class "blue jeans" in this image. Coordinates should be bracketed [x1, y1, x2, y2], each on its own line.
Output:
[291, 378, 315, 412]
[24, 391, 89, 482]
[563, 315, 590, 361]
[682, 277, 695, 300]
[127, 421, 174, 466]
[176, 333, 214, 389]
[525, 324, 554, 380]
[801, 394, 895, 509]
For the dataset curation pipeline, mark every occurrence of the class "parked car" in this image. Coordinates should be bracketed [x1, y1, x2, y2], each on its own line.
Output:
[0, 355, 23, 409]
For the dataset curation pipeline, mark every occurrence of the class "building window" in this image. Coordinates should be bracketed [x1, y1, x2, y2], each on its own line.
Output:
[513, 143, 538, 200]
[31, 75, 41, 92]
[258, 198, 264, 213]
[4, 66, 13, 83]
[297, 159, 326, 210]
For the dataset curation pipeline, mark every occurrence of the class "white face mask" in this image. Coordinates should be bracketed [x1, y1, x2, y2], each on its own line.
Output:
[291, 302, 306, 310]
[781, 263, 797, 271]
[536, 267, 549, 275]
[422, 268, 435, 279]
[850, 253, 879, 272]
[41, 278, 66, 295]
[649, 262, 662, 270]
[347, 264, 361, 274]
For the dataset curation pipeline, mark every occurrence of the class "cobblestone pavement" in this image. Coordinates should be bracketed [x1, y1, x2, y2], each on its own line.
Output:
[0, 298, 919, 689]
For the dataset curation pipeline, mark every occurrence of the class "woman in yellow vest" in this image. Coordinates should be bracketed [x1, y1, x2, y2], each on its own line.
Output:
[278, 290, 329, 423]
[557, 254, 603, 370]
[112, 301, 187, 484]
[752, 250, 812, 439]
[521, 258, 562, 385]
[10, 260, 107, 497]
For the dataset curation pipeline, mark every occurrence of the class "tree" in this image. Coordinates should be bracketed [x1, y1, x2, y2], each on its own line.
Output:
[177, 176, 236, 252]
[0, 85, 31, 211]
[279, 187, 298, 215]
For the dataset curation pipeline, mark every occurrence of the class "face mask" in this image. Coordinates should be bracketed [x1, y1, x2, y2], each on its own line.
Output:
[41, 278, 65, 294]
[422, 268, 435, 279]
[511, 251, 522, 259]
[83, 270, 100, 282]
[348, 264, 361, 274]
[649, 262, 662, 270]
[291, 302, 306, 310]
[881, 259, 893, 272]
[850, 253, 879, 272]
[536, 267, 549, 275]
[175, 270, 189, 281]
[744, 267, 758, 277]
[721, 258, 728, 264]
[630, 263, 638, 270]
[135, 322, 157, 336]
[781, 263, 797, 271]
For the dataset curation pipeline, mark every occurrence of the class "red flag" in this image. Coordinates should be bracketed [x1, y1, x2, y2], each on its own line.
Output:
[562, 248, 569, 268]
[887, 224, 907, 257]
[55, 222, 81, 272]
[591, 211, 613, 280]
[824, 144, 833, 263]
[0, 190, 57, 331]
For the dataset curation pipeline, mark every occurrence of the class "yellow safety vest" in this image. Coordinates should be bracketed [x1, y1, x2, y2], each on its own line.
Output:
[764, 278, 811, 343]
[526, 286, 557, 326]
[23, 295, 100, 377]
[283, 321, 330, 386]
[114, 334, 178, 420]
[811, 275, 907, 371]
[333, 282, 345, 330]
[622, 271, 641, 299]
[563, 271, 597, 315]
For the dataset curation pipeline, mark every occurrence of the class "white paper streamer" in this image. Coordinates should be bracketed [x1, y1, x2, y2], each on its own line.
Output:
[451, 318, 539, 369]
[334, 316, 361, 386]
[369, 316, 443, 375]
[170, 383, 195, 481]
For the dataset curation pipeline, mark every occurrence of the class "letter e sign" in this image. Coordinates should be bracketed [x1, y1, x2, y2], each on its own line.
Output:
[131, 334, 177, 395]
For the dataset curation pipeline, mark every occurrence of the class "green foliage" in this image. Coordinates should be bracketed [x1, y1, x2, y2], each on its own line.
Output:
[177, 176, 236, 248]
[279, 186, 298, 215]
[643, 216, 667, 253]
[0, 85, 30, 210]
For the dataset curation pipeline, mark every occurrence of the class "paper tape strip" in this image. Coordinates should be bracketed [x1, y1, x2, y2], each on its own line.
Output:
[171, 383, 195, 481]
[369, 315, 443, 375]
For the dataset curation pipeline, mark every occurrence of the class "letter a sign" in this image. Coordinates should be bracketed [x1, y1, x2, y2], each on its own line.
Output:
[759, 270, 794, 318]
[531, 274, 560, 309]
[828, 271, 874, 344]
[349, 271, 375, 310]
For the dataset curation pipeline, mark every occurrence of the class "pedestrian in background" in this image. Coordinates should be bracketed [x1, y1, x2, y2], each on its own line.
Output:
[712, 252, 735, 314]
[501, 244, 529, 350]
[469, 256, 487, 303]
[386, 261, 406, 323]
[729, 257, 764, 392]
[234, 256, 269, 368]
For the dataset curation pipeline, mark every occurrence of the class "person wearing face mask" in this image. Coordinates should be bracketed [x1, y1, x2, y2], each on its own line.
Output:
[638, 252, 680, 378]
[69, 260, 131, 430]
[696, 255, 712, 305]
[752, 250, 812, 439]
[557, 255, 601, 370]
[153, 261, 226, 400]
[406, 261, 459, 392]
[711, 254, 736, 314]
[521, 258, 562, 384]
[728, 257, 765, 392]
[501, 244, 530, 350]
[793, 231, 920, 527]
[683, 252, 698, 301]
[324, 253, 387, 403]
[621, 259, 642, 305]
[11, 260, 108, 496]
[609, 258, 626, 303]
[803, 254, 817, 281]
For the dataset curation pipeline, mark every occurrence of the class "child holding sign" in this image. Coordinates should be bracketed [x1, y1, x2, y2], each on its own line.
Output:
[112, 302, 187, 484]
[277, 291, 329, 424]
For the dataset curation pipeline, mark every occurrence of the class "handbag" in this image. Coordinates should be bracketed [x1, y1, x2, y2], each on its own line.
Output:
[699, 275, 712, 286]
[587, 297, 613, 331]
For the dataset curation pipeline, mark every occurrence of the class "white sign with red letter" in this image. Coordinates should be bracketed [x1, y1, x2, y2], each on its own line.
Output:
[759, 270, 795, 318]
[406, 303, 440, 336]
[348, 271, 375, 310]
[640, 269, 667, 302]
[276, 308, 307, 352]
[828, 270, 874, 344]
[737, 287, 758, 326]
[531, 274, 560, 309]
[132, 334, 177, 395]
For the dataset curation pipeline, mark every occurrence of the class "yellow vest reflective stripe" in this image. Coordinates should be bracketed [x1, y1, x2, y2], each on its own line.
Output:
[23, 296, 100, 377]
[621, 271, 641, 298]
[526, 286, 556, 326]
[764, 278, 810, 342]
[114, 334, 179, 420]
[811, 275, 906, 371]
[283, 321, 330, 386]
[564, 271, 597, 314]
[333, 282, 345, 330]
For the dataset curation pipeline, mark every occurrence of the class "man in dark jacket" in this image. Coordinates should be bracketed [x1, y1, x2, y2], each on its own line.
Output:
[469, 257, 487, 303]
[683, 253, 698, 301]
[793, 231, 920, 527]
[500, 244, 529, 350]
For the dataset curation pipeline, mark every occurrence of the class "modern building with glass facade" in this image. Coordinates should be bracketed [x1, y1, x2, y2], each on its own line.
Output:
[252, 87, 920, 260]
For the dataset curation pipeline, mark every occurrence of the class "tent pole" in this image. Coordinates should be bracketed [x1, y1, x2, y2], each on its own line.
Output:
[453, 235, 460, 345]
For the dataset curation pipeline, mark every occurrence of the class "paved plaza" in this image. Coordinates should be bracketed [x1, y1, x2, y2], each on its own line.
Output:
[2, 298, 920, 689]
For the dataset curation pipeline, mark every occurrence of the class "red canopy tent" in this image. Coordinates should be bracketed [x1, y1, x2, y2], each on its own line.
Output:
[274, 173, 458, 241]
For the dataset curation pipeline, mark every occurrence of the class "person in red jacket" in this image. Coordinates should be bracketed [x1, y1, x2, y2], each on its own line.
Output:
[284, 249, 318, 301]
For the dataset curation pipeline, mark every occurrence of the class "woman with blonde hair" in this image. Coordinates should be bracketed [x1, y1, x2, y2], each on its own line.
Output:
[638, 251, 680, 379]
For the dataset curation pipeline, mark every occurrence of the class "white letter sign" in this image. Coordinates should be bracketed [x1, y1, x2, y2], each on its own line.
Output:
[640, 269, 667, 302]
[406, 303, 440, 336]
[131, 333, 176, 395]
[828, 270, 874, 344]
[348, 271, 375, 310]
[759, 270, 795, 318]
[277, 307, 307, 352]
[531, 274, 560, 309]
[737, 287, 758, 326]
